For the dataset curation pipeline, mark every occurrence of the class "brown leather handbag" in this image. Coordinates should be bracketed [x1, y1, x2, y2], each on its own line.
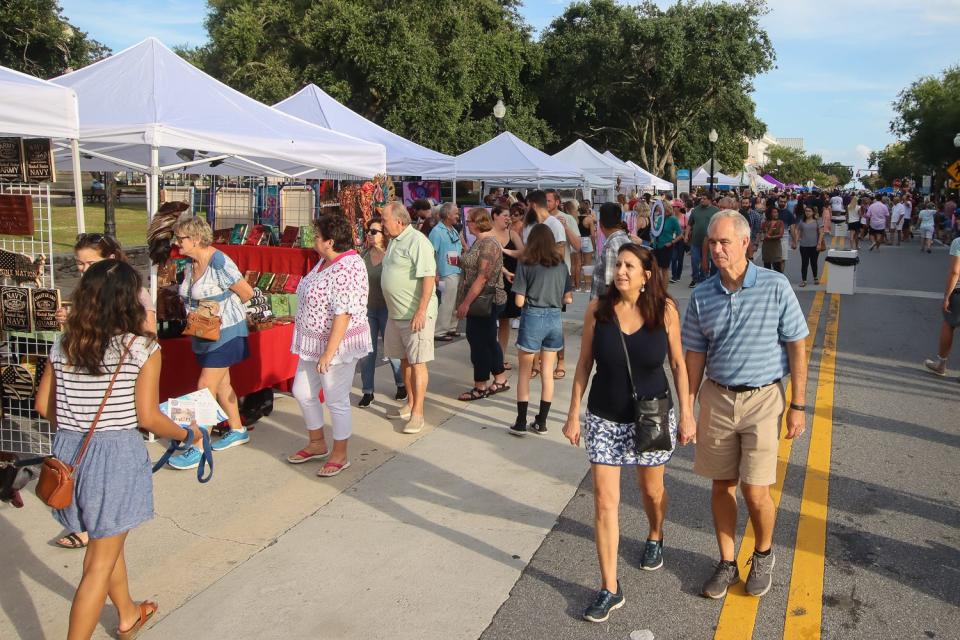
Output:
[182, 300, 221, 341]
[36, 338, 134, 510]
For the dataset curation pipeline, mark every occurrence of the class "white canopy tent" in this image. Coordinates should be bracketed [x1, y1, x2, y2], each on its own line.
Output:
[421, 131, 588, 188]
[274, 84, 454, 178]
[0, 64, 86, 231]
[691, 165, 741, 188]
[746, 172, 776, 191]
[553, 140, 642, 190]
[625, 161, 674, 191]
[51, 37, 386, 224]
[599, 151, 675, 192]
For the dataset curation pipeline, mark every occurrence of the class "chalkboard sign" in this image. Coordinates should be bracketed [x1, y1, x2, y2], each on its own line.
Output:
[22, 138, 56, 183]
[0, 137, 24, 181]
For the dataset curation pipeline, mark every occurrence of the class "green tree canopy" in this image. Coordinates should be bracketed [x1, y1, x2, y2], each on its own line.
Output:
[536, 0, 773, 179]
[0, 0, 108, 77]
[182, 0, 552, 155]
[868, 142, 921, 187]
[762, 145, 851, 188]
[889, 65, 960, 190]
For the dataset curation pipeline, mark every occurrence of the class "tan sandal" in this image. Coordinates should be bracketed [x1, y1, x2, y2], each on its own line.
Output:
[117, 601, 157, 640]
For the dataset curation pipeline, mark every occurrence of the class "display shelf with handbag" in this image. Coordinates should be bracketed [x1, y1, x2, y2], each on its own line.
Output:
[615, 318, 673, 454]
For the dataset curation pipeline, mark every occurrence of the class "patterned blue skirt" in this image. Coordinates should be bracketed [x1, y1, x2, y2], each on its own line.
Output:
[583, 408, 677, 466]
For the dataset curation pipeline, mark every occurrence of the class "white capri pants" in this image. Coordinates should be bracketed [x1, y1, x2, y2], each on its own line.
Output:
[292, 358, 358, 441]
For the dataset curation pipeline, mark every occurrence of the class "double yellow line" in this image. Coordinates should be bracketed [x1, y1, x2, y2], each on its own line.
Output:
[713, 282, 842, 639]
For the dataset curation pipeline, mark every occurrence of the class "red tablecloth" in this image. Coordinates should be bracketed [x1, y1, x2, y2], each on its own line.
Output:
[159, 323, 297, 400]
[212, 243, 319, 275]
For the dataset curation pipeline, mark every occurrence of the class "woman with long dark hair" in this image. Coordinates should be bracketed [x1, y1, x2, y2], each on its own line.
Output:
[35, 260, 199, 640]
[562, 244, 695, 623]
[508, 224, 572, 436]
[53, 234, 155, 550]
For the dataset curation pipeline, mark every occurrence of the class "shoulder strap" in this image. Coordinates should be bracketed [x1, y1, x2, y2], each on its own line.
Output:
[612, 316, 638, 401]
[69, 336, 136, 472]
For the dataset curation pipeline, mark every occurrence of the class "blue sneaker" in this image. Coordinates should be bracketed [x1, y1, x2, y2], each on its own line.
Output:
[212, 428, 249, 451]
[168, 446, 203, 470]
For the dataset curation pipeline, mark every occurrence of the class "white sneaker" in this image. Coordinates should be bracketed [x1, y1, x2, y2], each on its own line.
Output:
[924, 358, 946, 376]
[510, 319, 520, 329]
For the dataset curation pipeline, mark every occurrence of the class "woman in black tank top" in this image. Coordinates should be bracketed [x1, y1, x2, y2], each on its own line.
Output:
[562, 243, 696, 622]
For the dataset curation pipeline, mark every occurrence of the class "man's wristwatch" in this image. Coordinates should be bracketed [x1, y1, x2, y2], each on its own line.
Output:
[789, 402, 806, 412]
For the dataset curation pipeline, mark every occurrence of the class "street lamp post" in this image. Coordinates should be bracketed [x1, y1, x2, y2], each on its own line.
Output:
[708, 128, 718, 197]
[493, 99, 506, 134]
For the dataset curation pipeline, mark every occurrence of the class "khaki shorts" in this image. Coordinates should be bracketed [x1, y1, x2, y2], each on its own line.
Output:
[384, 315, 435, 364]
[694, 380, 785, 486]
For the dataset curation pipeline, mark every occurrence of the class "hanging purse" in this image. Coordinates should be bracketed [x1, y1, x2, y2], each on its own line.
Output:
[467, 284, 496, 317]
[182, 260, 227, 341]
[615, 320, 673, 454]
[36, 337, 134, 509]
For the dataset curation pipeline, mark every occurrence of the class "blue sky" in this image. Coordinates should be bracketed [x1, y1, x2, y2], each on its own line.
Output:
[59, 0, 960, 174]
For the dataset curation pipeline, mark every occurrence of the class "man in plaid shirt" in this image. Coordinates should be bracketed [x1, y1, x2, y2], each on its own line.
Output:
[590, 202, 634, 299]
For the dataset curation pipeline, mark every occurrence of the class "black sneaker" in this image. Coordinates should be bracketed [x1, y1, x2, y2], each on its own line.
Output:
[358, 393, 374, 408]
[640, 539, 663, 571]
[528, 421, 548, 435]
[688, 280, 697, 288]
[508, 421, 528, 437]
[702, 561, 740, 599]
[744, 551, 776, 597]
[583, 582, 625, 622]
[395, 386, 408, 401]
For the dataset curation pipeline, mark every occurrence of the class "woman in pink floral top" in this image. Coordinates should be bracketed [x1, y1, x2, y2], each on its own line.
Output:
[288, 213, 372, 477]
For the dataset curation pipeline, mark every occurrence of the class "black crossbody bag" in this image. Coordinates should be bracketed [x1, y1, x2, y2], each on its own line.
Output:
[614, 319, 674, 454]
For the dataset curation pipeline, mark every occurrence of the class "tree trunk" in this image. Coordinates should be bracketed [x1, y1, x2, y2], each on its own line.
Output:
[104, 173, 116, 237]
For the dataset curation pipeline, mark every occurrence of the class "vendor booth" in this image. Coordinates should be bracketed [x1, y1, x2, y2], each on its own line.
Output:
[552, 140, 644, 200]
[599, 151, 675, 192]
[0, 65, 84, 457]
[48, 38, 387, 406]
[691, 166, 741, 188]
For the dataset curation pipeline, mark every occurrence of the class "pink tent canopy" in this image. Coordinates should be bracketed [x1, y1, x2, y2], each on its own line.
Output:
[762, 174, 785, 188]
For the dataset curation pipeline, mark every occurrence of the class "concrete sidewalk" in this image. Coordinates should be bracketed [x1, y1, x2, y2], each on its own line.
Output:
[0, 293, 597, 640]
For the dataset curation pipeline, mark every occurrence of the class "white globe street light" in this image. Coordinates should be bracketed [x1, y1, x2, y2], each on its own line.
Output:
[953, 132, 960, 148]
[493, 99, 506, 133]
[708, 129, 718, 196]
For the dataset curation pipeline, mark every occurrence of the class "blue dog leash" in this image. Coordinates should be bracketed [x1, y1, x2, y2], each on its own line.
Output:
[152, 426, 214, 483]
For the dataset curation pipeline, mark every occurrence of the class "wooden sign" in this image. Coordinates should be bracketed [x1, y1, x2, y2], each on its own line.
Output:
[22, 138, 56, 183]
[0, 137, 24, 181]
[0, 195, 34, 235]
[0, 248, 45, 286]
[1, 286, 33, 332]
[30, 288, 61, 331]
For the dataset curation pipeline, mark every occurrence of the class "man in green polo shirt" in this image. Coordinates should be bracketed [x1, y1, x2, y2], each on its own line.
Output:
[687, 193, 719, 286]
[381, 201, 438, 434]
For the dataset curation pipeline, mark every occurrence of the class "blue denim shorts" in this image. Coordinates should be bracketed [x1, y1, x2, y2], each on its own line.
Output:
[516, 306, 563, 353]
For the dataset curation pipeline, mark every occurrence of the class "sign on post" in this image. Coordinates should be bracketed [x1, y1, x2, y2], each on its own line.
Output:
[676, 168, 691, 196]
[947, 159, 960, 182]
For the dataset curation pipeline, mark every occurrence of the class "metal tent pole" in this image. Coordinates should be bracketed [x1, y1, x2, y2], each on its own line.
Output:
[71, 139, 86, 234]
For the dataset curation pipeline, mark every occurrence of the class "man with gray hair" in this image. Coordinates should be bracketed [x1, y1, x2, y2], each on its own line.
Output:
[381, 201, 438, 434]
[429, 202, 463, 339]
[682, 209, 809, 600]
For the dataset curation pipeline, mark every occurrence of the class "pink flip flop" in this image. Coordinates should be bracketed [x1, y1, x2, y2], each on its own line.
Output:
[286, 448, 330, 464]
[317, 460, 351, 477]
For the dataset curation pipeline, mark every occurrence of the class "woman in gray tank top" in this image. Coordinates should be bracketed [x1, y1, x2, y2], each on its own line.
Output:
[793, 206, 824, 286]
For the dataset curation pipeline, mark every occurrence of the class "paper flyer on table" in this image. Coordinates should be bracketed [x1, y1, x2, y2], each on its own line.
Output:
[160, 388, 227, 427]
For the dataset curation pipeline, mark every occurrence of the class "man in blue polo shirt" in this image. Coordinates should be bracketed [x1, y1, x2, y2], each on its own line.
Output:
[682, 210, 809, 600]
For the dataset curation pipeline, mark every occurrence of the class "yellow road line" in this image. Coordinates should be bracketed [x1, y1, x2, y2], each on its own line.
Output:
[713, 291, 826, 640]
[782, 293, 840, 639]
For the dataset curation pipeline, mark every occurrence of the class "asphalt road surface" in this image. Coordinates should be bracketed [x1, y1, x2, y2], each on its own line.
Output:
[481, 240, 960, 640]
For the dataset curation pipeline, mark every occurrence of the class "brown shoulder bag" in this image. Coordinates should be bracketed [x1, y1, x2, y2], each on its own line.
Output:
[36, 337, 134, 510]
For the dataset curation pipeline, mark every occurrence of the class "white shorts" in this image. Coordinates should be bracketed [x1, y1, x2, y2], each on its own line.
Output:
[920, 228, 934, 240]
[893, 218, 905, 231]
[580, 236, 594, 254]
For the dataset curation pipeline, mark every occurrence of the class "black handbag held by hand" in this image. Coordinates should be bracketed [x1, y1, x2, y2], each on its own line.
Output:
[615, 319, 674, 454]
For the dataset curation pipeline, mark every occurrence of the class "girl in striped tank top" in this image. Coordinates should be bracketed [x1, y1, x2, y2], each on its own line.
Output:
[36, 260, 200, 640]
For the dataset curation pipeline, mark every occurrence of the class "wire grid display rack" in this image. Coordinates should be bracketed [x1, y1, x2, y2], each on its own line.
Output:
[161, 175, 320, 233]
[0, 182, 56, 457]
